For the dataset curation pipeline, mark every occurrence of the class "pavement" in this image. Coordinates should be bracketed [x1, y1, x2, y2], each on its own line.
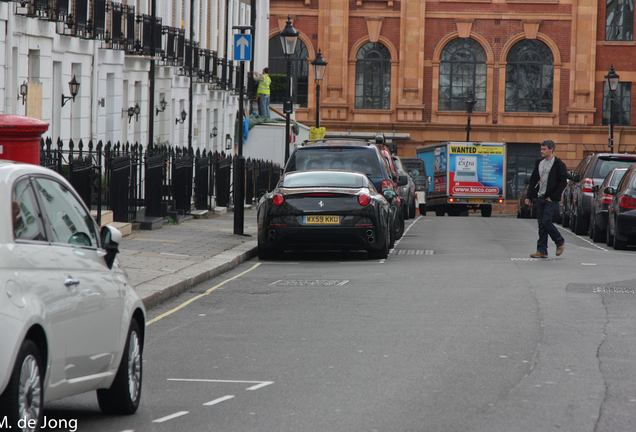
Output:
[119, 208, 258, 310]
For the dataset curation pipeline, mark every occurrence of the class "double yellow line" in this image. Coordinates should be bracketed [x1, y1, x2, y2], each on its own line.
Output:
[146, 263, 261, 326]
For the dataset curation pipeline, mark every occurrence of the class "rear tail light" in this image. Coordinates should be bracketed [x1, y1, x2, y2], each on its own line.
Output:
[601, 194, 613, 205]
[497, 199, 504, 204]
[381, 180, 393, 192]
[449, 198, 455, 203]
[358, 194, 371, 206]
[272, 194, 285, 206]
[582, 178, 594, 193]
[619, 195, 636, 209]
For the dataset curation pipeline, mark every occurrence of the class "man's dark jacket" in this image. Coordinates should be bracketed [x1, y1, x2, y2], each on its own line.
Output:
[526, 156, 568, 202]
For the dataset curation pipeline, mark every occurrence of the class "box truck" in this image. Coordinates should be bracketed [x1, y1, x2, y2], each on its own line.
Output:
[416, 142, 506, 217]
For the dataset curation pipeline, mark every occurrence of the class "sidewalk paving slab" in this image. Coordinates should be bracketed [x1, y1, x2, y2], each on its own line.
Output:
[120, 208, 259, 310]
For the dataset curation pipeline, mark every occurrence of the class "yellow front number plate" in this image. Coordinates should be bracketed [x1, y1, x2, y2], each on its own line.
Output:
[468, 199, 484, 203]
[303, 215, 340, 224]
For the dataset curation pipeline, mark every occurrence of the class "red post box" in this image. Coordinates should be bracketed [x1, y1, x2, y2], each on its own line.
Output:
[0, 114, 50, 165]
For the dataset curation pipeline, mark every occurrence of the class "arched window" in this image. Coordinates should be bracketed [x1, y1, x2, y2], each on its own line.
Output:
[268, 36, 309, 107]
[438, 38, 487, 111]
[505, 40, 554, 113]
[355, 42, 391, 110]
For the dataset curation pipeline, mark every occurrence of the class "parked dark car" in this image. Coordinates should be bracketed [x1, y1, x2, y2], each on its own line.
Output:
[605, 164, 636, 249]
[516, 182, 536, 219]
[374, 139, 407, 238]
[400, 157, 430, 216]
[560, 155, 593, 227]
[393, 156, 416, 219]
[589, 167, 628, 243]
[257, 170, 394, 259]
[283, 136, 407, 244]
[568, 153, 636, 235]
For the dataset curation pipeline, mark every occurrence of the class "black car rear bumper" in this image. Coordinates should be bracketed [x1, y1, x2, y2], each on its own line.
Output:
[259, 225, 388, 252]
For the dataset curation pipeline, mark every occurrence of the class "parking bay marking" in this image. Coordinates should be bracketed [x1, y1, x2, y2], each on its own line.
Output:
[168, 378, 274, 391]
[203, 395, 235, 406]
[152, 411, 189, 423]
[146, 263, 261, 325]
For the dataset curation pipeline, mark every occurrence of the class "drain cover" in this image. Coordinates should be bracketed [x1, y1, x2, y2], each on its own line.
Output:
[567, 283, 636, 294]
[269, 280, 349, 286]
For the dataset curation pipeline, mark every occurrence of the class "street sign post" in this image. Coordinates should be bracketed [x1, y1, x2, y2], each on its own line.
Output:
[232, 26, 253, 236]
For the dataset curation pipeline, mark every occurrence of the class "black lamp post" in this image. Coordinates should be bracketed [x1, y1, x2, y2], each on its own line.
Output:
[61, 75, 80, 107]
[311, 49, 327, 129]
[605, 64, 620, 154]
[464, 89, 476, 142]
[279, 15, 298, 163]
[18, 81, 28, 105]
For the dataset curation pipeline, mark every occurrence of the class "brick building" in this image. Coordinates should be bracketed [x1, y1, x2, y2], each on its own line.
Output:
[268, 0, 636, 205]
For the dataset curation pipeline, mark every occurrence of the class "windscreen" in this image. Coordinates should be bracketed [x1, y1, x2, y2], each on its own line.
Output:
[288, 148, 383, 177]
[594, 157, 636, 179]
[282, 171, 370, 189]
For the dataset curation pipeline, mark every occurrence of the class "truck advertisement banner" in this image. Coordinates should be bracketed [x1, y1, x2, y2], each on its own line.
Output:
[448, 143, 504, 196]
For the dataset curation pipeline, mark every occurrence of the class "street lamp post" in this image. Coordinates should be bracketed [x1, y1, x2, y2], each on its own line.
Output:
[279, 15, 298, 164]
[311, 49, 328, 128]
[605, 64, 620, 154]
[464, 89, 476, 142]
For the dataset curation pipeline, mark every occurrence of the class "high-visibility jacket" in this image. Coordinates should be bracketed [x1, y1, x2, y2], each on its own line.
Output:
[257, 74, 271, 96]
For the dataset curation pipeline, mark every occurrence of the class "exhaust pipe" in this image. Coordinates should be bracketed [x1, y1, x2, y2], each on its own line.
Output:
[365, 229, 374, 237]
[269, 229, 276, 237]
[367, 236, 374, 243]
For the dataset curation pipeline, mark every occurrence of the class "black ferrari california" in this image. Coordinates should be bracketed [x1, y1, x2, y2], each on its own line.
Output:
[257, 170, 395, 259]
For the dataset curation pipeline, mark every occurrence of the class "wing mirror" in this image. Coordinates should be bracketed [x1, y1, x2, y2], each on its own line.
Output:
[604, 187, 616, 196]
[591, 185, 600, 193]
[383, 189, 398, 201]
[100, 225, 122, 269]
[397, 174, 408, 186]
[256, 189, 268, 200]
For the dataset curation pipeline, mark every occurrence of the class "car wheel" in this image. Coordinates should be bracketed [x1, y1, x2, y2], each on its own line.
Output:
[97, 320, 143, 415]
[409, 199, 416, 218]
[574, 212, 588, 235]
[588, 215, 594, 239]
[369, 224, 390, 259]
[613, 236, 628, 250]
[395, 209, 405, 240]
[592, 223, 605, 243]
[0, 340, 44, 431]
[606, 222, 615, 247]
[562, 208, 570, 228]
[419, 204, 427, 216]
[402, 203, 409, 220]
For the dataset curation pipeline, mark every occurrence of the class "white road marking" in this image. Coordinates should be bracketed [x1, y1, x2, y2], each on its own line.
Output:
[160, 252, 190, 257]
[203, 395, 235, 406]
[152, 411, 189, 423]
[561, 229, 608, 251]
[168, 378, 274, 391]
[582, 263, 597, 266]
[381, 215, 423, 263]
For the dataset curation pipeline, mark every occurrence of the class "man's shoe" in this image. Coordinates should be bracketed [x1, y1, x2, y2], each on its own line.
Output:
[556, 243, 565, 256]
[530, 252, 547, 258]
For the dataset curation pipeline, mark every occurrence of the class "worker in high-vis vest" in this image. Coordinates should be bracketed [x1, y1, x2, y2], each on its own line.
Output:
[253, 68, 271, 118]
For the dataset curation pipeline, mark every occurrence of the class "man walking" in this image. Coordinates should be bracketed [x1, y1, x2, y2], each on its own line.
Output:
[525, 139, 568, 258]
[253, 68, 271, 118]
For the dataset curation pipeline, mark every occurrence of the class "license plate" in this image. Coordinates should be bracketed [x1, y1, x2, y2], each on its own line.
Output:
[468, 199, 484, 203]
[303, 215, 340, 224]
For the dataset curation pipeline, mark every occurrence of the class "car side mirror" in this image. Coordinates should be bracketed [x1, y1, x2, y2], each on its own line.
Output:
[524, 179, 530, 185]
[604, 187, 616, 196]
[391, 172, 397, 182]
[397, 174, 408, 186]
[592, 185, 599, 193]
[256, 189, 268, 200]
[383, 190, 398, 200]
[100, 225, 122, 269]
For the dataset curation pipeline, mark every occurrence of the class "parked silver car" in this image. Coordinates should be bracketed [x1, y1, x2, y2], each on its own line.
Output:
[0, 160, 146, 431]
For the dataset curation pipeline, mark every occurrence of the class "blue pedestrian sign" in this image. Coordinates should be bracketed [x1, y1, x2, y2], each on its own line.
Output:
[234, 34, 252, 62]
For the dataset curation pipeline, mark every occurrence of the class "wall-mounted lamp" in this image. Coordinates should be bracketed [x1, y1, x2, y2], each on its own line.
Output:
[18, 81, 28, 105]
[156, 97, 167, 115]
[61, 75, 80, 107]
[176, 109, 187, 124]
[225, 133, 232, 150]
[210, 126, 218, 139]
[125, 103, 141, 123]
[98, 98, 105, 108]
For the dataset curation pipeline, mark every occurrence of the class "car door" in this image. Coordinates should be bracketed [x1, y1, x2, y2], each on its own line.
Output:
[8, 177, 68, 396]
[31, 176, 123, 383]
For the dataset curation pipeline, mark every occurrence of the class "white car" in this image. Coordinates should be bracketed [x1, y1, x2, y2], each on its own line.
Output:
[0, 160, 146, 431]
